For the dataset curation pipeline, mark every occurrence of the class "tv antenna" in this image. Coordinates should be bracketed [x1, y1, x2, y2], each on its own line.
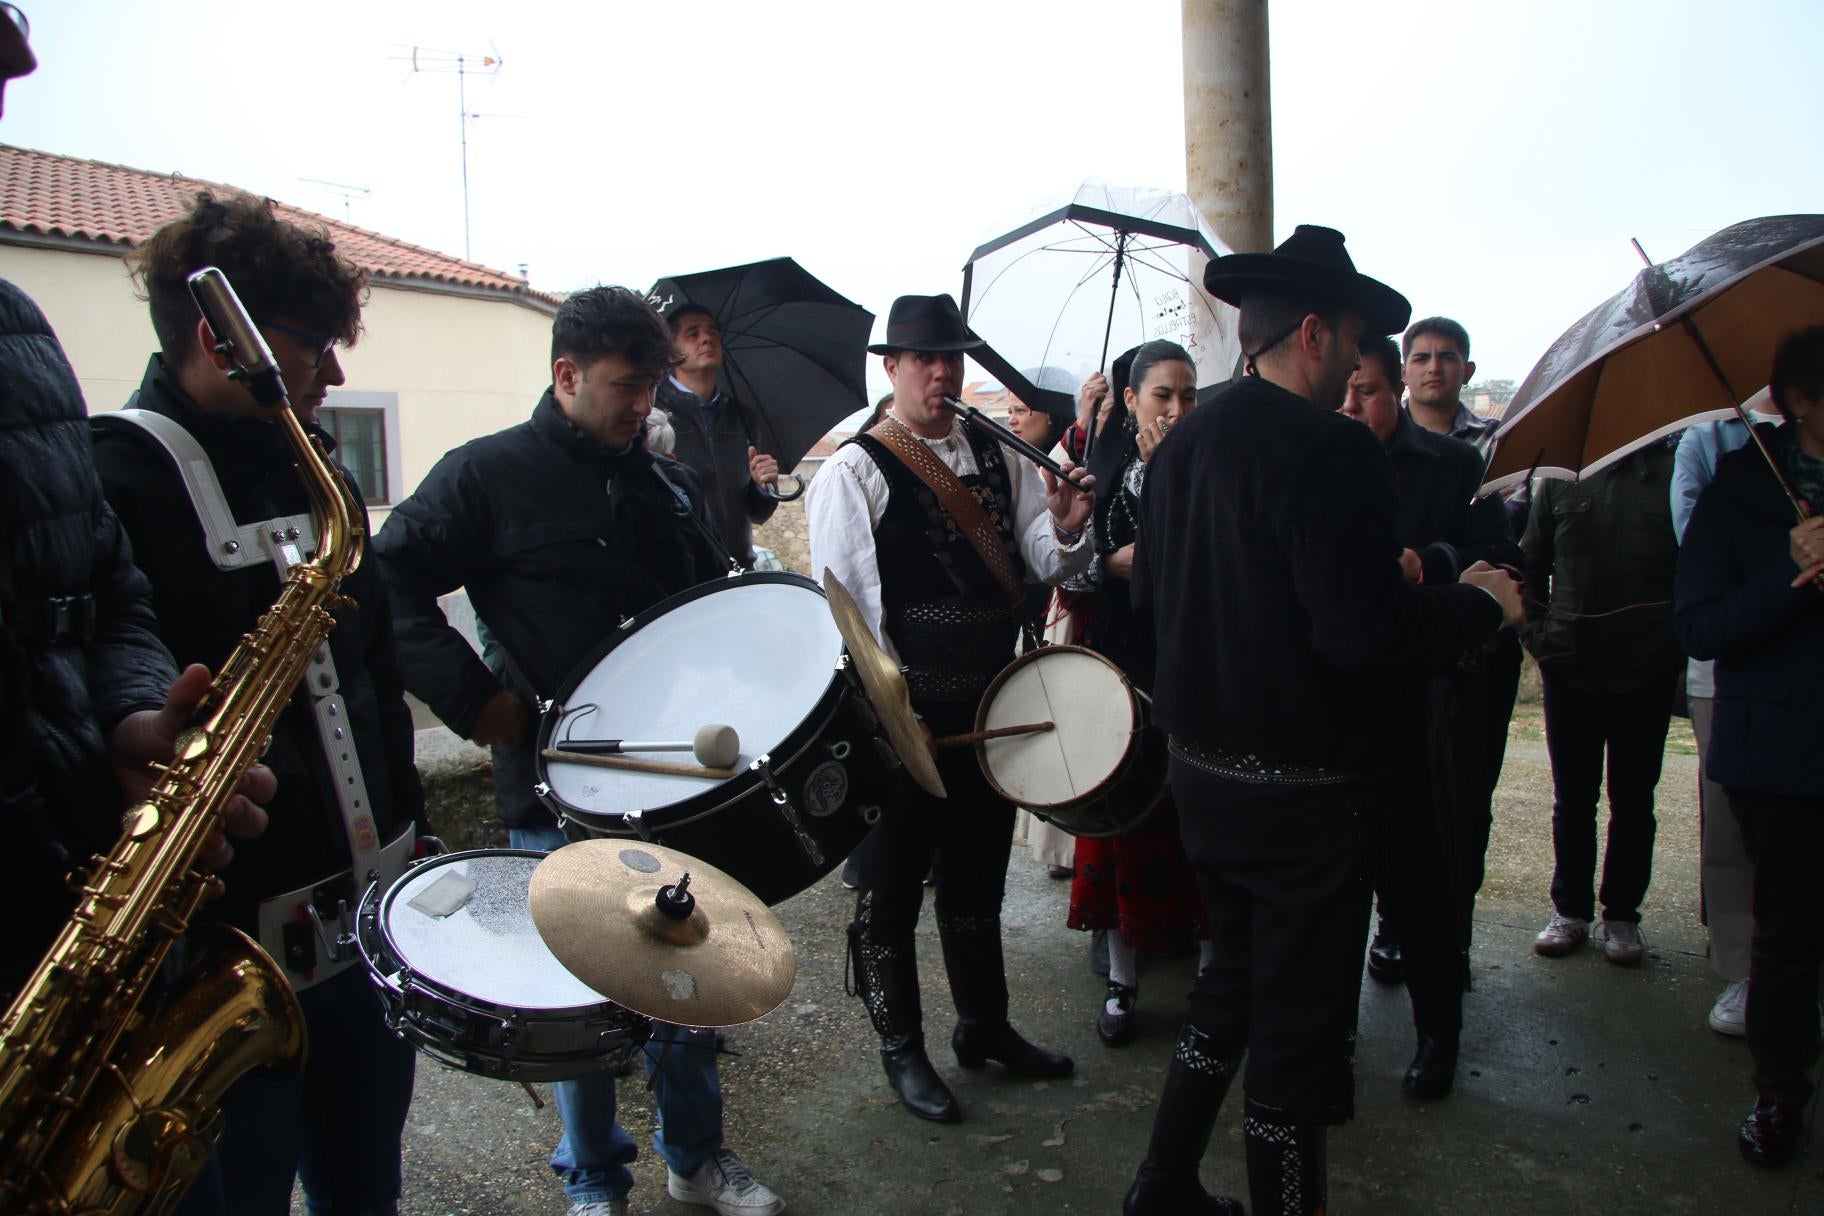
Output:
[299, 177, 371, 222]
[393, 43, 503, 260]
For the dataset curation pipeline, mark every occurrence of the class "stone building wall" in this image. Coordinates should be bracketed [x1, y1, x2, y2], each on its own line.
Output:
[751, 456, 823, 576]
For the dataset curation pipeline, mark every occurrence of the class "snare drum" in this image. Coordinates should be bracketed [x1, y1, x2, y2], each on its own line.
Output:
[356, 849, 650, 1081]
[535, 572, 897, 905]
[973, 645, 1166, 837]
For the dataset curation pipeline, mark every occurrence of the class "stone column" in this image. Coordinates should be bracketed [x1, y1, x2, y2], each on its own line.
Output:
[1182, 0, 1273, 255]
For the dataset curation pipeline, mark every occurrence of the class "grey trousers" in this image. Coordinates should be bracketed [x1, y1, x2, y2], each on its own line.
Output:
[1691, 696, 1754, 982]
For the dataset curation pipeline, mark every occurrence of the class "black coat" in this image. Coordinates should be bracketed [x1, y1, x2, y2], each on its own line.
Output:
[656, 377, 775, 567]
[0, 280, 176, 987]
[1133, 375, 1503, 776]
[373, 391, 726, 828]
[92, 357, 425, 933]
[1675, 426, 1824, 799]
[1384, 409, 1521, 583]
[1521, 442, 1683, 693]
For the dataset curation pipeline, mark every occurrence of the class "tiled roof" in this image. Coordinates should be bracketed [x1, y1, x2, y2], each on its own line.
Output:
[0, 142, 559, 309]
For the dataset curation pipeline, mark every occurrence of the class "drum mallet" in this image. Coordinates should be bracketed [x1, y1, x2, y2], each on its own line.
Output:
[541, 749, 737, 780]
[551, 723, 740, 768]
[932, 721, 1055, 749]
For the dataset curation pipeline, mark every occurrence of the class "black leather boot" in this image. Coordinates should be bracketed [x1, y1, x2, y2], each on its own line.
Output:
[940, 913, 1074, 1078]
[1401, 1031, 1458, 1100]
[848, 901, 960, 1122]
[1366, 917, 1404, 984]
[1123, 1023, 1244, 1216]
[1244, 1100, 1326, 1216]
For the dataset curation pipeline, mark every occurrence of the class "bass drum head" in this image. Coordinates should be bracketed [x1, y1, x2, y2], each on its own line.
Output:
[540, 575, 844, 816]
[976, 646, 1138, 809]
[378, 850, 608, 1013]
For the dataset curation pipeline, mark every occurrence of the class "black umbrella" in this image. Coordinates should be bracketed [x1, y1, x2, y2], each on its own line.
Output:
[959, 182, 1241, 461]
[649, 257, 875, 498]
[1483, 215, 1824, 512]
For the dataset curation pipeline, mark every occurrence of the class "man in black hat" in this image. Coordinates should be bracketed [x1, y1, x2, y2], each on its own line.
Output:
[1121, 227, 1523, 1216]
[805, 292, 1095, 1124]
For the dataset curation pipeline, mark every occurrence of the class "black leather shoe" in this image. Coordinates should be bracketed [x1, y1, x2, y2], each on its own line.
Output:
[1402, 1033, 1458, 1100]
[1098, 982, 1139, 1047]
[1123, 1172, 1244, 1215]
[1367, 934, 1405, 984]
[881, 1036, 961, 1123]
[1739, 1097, 1802, 1167]
[952, 1022, 1074, 1078]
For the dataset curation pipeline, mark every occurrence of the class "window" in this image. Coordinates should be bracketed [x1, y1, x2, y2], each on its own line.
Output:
[319, 391, 399, 505]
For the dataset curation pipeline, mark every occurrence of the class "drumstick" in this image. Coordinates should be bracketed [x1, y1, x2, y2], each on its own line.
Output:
[553, 724, 739, 768]
[931, 721, 1055, 749]
[541, 748, 735, 780]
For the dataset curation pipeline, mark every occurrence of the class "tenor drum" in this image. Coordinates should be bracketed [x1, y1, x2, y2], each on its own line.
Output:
[356, 849, 650, 1081]
[974, 645, 1166, 837]
[535, 572, 897, 905]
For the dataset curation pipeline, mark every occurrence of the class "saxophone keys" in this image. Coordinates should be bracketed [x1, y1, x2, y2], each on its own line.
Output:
[123, 803, 162, 840]
[173, 727, 212, 762]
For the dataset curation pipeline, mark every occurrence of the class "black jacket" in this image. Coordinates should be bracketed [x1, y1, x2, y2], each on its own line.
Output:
[1675, 426, 1824, 799]
[1384, 409, 1521, 584]
[1133, 375, 1503, 775]
[92, 356, 425, 933]
[1521, 441, 1683, 693]
[656, 377, 776, 567]
[0, 281, 176, 987]
[374, 391, 726, 828]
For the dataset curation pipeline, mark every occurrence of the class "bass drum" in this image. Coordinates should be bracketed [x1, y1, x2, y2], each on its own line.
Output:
[355, 849, 651, 1081]
[535, 572, 897, 905]
[973, 644, 1166, 837]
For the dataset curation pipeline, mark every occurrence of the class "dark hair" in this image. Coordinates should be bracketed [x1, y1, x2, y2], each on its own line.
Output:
[1402, 315, 1470, 361]
[1769, 324, 1824, 423]
[665, 302, 714, 333]
[551, 286, 677, 377]
[1356, 334, 1403, 387]
[1237, 291, 1343, 369]
[130, 191, 367, 361]
[1127, 339, 1195, 394]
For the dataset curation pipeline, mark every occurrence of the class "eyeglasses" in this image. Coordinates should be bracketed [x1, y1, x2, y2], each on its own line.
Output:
[266, 321, 339, 369]
[1, 4, 27, 39]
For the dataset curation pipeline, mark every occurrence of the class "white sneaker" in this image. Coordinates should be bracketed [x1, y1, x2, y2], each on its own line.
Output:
[1533, 914, 1590, 958]
[667, 1147, 785, 1216]
[1595, 919, 1645, 965]
[1708, 979, 1749, 1036]
[566, 1201, 628, 1216]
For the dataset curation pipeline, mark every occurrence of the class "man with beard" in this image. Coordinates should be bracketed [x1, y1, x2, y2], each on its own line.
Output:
[1120, 227, 1522, 1215]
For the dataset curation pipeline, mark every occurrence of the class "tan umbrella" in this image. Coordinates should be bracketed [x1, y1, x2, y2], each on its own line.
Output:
[1481, 215, 1824, 516]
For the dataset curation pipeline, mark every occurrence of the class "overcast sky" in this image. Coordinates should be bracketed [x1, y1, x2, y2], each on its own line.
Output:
[9, 0, 1821, 402]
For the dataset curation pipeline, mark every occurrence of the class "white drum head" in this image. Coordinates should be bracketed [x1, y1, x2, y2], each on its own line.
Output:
[382, 852, 607, 1010]
[980, 648, 1136, 807]
[545, 579, 843, 814]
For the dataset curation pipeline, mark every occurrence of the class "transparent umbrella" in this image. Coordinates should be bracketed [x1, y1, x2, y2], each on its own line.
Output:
[960, 180, 1242, 458]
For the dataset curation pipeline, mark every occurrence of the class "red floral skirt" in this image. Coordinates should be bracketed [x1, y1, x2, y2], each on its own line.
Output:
[1066, 800, 1209, 952]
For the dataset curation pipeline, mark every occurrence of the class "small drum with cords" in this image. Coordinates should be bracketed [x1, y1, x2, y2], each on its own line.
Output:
[535, 572, 899, 905]
[973, 644, 1166, 837]
[355, 849, 651, 1081]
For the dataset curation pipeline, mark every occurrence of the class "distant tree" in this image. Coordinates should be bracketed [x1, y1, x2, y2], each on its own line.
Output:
[1467, 378, 1517, 404]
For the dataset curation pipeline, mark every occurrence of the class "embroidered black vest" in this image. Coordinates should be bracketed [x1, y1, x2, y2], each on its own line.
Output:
[849, 425, 1024, 705]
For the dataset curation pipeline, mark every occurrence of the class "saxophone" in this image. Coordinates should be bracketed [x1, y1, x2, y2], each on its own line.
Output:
[0, 268, 361, 1213]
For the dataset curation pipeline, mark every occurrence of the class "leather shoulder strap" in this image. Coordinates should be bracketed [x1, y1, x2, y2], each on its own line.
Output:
[869, 418, 1031, 629]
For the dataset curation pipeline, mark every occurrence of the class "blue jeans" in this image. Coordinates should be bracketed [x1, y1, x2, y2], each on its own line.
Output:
[510, 825, 724, 1203]
[177, 964, 416, 1215]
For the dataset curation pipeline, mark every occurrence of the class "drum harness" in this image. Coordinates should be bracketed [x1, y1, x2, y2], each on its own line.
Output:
[99, 408, 418, 992]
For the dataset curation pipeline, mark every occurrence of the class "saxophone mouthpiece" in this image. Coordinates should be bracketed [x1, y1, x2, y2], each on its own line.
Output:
[187, 268, 289, 408]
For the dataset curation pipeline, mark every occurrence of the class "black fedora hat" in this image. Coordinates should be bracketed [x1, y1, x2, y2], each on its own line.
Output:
[868, 293, 986, 355]
[1202, 225, 1411, 336]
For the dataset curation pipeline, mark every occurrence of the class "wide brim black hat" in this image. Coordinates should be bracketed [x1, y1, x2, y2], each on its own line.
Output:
[868, 292, 986, 354]
[1202, 225, 1411, 336]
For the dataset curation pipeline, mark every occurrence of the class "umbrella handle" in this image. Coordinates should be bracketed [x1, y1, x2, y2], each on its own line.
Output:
[759, 473, 807, 503]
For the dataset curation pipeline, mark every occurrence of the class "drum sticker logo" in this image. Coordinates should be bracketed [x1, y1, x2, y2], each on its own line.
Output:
[803, 762, 849, 817]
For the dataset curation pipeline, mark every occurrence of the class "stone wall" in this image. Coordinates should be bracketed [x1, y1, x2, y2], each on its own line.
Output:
[751, 458, 823, 576]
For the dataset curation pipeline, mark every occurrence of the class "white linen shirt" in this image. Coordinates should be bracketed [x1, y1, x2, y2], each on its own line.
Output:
[805, 419, 1091, 664]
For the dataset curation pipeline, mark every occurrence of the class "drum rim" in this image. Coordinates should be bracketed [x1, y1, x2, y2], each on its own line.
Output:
[366, 847, 623, 1017]
[973, 643, 1145, 813]
[534, 571, 839, 823]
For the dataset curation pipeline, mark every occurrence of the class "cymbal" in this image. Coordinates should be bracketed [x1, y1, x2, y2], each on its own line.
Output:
[821, 570, 946, 798]
[529, 840, 796, 1027]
